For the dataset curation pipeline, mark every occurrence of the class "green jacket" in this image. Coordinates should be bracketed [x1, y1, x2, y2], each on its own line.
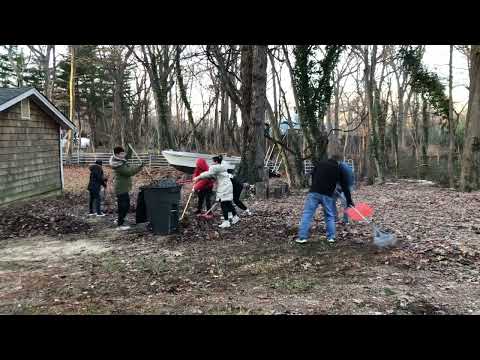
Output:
[109, 147, 143, 195]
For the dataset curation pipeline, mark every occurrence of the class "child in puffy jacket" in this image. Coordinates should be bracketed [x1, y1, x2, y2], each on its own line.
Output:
[192, 158, 215, 214]
[193, 155, 239, 229]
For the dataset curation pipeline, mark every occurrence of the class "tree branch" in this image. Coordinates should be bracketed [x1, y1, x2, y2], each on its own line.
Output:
[327, 111, 368, 137]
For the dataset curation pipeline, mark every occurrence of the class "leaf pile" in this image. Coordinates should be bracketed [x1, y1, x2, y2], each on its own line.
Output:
[0, 194, 92, 240]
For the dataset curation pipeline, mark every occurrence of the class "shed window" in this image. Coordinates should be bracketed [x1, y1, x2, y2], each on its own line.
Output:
[21, 99, 30, 119]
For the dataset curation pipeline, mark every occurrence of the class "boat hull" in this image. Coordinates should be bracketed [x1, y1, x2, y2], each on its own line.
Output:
[162, 150, 241, 174]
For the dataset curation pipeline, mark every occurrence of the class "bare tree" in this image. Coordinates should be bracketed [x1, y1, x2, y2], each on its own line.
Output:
[250, 45, 268, 196]
[460, 45, 480, 191]
[175, 45, 204, 150]
[27, 45, 55, 99]
[98, 46, 134, 148]
[130, 45, 176, 150]
[352, 45, 383, 183]
[447, 44, 455, 187]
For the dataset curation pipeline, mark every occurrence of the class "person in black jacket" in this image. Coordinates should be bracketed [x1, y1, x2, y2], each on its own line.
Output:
[227, 169, 252, 216]
[296, 153, 354, 244]
[87, 160, 108, 216]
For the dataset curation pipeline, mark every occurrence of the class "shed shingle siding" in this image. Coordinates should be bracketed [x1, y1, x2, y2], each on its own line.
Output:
[0, 99, 62, 205]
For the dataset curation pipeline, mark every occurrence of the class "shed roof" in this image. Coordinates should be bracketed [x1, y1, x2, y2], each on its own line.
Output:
[0, 87, 76, 130]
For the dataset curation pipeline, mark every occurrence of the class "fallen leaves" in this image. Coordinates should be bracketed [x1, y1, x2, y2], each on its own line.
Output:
[0, 198, 92, 240]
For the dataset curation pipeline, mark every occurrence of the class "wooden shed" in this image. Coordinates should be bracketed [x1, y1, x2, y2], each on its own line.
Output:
[0, 87, 76, 206]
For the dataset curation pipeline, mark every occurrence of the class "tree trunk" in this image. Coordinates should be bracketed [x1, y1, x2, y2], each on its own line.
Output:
[138, 45, 174, 150]
[112, 79, 122, 147]
[7, 46, 24, 87]
[420, 95, 429, 178]
[51, 46, 56, 101]
[237, 45, 254, 182]
[271, 51, 305, 186]
[293, 45, 340, 165]
[448, 45, 455, 188]
[45, 45, 53, 99]
[221, 89, 228, 150]
[391, 105, 399, 177]
[411, 94, 421, 177]
[364, 46, 382, 183]
[251, 45, 268, 196]
[66, 45, 75, 157]
[397, 87, 405, 149]
[213, 88, 219, 150]
[460, 45, 480, 191]
[229, 99, 241, 153]
[375, 85, 387, 176]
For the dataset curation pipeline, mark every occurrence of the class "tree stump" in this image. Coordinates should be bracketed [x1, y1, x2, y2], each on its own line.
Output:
[272, 186, 283, 199]
[255, 181, 268, 199]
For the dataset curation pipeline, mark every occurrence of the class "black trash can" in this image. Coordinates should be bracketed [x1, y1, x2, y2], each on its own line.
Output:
[142, 179, 182, 235]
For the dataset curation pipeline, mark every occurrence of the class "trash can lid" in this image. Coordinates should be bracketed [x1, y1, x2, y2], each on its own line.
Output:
[144, 178, 182, 189]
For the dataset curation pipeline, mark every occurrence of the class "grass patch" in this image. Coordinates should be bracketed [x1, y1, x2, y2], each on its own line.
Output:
[271, 276, 317, 293]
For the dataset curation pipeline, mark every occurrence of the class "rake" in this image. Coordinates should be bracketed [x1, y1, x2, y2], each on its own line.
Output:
[127, 143, 154, 181]
[180, 189, 195, 222]
[198, 202, 218, 220]
[345, 204, 397, 248]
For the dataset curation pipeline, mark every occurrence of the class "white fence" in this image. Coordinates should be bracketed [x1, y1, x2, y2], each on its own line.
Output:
[304, 159, 355, 175]
[63, 152, 339, 176]
[63, 152, 169, 168]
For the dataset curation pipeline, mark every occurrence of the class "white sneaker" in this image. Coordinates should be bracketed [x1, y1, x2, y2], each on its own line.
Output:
[88, 213, 95, 216]
[327, 238, 336, 243]
[96, 213, 106, 217]
[218, 220, 231, 228]
[295, 239, 308, 244]
[245, 209, 252, 216]
[231, 215, 240, 225]
[117, 225, 131, 231]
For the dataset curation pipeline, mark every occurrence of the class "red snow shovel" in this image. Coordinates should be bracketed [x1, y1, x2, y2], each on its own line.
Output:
[345, 203, 397, 248]
[344, 202, 374, 221]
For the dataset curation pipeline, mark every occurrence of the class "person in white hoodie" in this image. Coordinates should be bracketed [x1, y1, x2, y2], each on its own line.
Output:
[193, 155, 240, 228]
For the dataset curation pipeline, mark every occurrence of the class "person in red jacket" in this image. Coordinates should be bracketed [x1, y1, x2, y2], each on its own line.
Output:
[193, 158, 215, 214]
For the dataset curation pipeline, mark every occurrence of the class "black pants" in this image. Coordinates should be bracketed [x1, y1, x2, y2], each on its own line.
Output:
[196, 189, 212, 212]
[117, 192, 130, 226]
[220, 201, 237, 220]
[89, 189, 101, 214]
[232, 183, 247, 211]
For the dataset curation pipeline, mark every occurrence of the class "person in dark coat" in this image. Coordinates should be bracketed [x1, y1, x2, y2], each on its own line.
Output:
[296, 153, 354, 244]
[227, 169, 252, 216]
[87, 160, 108, 216]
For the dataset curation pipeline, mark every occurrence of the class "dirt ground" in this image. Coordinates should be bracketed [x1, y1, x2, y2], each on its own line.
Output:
[1, 166, 480, 315]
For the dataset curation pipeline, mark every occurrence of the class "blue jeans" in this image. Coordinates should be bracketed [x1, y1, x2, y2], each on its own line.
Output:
[334, 186, 353, 224]
[298, 192, 337, 240]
